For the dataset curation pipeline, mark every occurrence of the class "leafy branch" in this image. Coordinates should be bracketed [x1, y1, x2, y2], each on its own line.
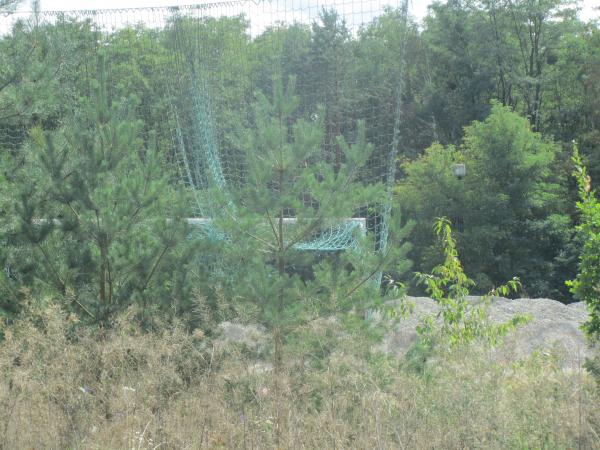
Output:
[415, 217, 526, 346]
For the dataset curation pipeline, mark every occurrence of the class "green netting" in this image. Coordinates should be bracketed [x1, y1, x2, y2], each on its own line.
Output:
[0, 0, 409, 255]
[167, 55, 370, 251]
[293, 221, 366, 251]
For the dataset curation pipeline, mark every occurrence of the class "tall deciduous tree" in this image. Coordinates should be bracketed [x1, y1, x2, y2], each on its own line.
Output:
[398, 103, 572, 299]
[422, 0, 579, 141]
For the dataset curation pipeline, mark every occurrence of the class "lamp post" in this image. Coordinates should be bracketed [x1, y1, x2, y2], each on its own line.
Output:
[452, 163, 466, 232]
[453, 163, 466, 180]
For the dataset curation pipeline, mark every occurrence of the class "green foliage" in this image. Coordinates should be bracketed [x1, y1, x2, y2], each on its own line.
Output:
[355, 8, 428, 155]
[305, 9, 355, 159]
[164, 15, 254, 159]
[585, 347, 600, 390]
[399, 103, 573, 299]
[572, 25, 600, 184]
[422, 0, 495, 142]
[0, 1, 598, 328]
[422, 0, 580, 139]
[217, 76, 411, 337]
[415, 217, 526, 347]
[567, 145, 600, 340]
[6, 78, 195, 325]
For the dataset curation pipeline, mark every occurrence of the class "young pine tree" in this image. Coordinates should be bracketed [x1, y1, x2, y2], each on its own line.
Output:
[215, 76, 411, 359]
[11, 79, 194, 325]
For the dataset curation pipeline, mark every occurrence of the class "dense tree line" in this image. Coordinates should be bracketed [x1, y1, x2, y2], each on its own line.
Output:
[1, 0, 599, 326]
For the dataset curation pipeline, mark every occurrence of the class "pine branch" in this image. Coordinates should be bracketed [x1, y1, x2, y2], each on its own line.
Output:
[265, 207, 281, 248]
[35, 243, 65, 293]
[343, 249, 390, 300]
[141, 245, 170, 292]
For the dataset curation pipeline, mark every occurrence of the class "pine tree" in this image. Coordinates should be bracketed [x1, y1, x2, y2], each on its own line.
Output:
[305, 9, 356, 171]
[9, 76, 194, 325]
[216, 76, 410, 353]
[210, 74, 411, 443]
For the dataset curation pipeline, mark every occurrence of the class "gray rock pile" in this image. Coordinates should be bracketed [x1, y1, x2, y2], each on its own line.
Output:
[215, 297, 592, 370]
[216, 321, 268, 354]
[380, 297, 591, 370]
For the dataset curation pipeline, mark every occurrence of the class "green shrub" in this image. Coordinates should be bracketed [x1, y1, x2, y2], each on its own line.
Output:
[568, 145, 600, 341]
[415, 217, 526, 347]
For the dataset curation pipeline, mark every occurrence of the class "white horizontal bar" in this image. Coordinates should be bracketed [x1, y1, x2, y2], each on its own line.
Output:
[186, 217, 367, 232]
[32, 217, 367, 231]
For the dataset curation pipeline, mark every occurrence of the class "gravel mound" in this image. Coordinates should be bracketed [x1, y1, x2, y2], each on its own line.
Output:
[380, 297, 591, 370]
[216, 321, 268, 354]
[215, 298, 592, 370]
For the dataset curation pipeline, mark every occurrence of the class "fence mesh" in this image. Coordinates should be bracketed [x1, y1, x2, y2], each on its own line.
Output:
[1, 0, 409, 256]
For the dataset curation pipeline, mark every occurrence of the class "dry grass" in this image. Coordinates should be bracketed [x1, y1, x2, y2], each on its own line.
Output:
[0, 305, 599, 449]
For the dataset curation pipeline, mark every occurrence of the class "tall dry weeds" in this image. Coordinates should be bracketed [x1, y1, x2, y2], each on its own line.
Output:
[0, 304, 598, 449]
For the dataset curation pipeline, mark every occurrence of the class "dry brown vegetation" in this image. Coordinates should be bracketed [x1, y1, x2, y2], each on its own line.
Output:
[0, 304, 599, 449]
